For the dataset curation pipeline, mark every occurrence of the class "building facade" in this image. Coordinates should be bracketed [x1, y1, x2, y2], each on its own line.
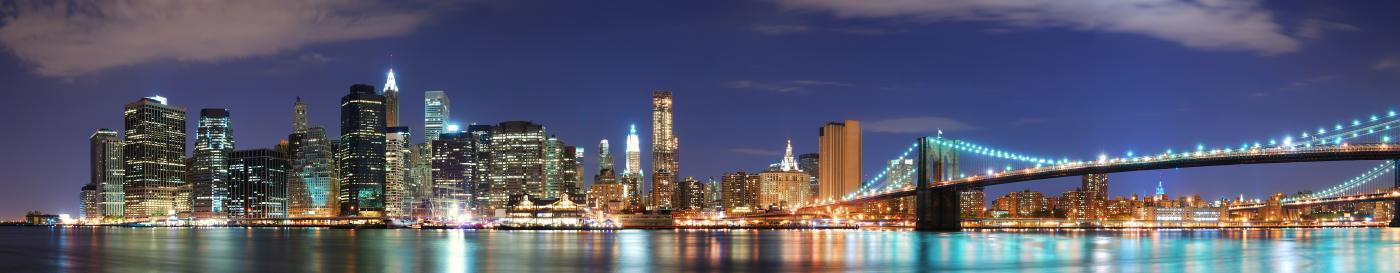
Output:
[122, 96, 187, 220]
[191, 108, 234, 219]
[288, 127, 336, 217]
[90, 129, 124, 220]
[722, 172, 761, 214]
[673, 177, 708, 211]
[488, 121, 547, 209]
[818, 120, 861, 202]
[227, 149, 290, 219]
[384, 126, 411, 218]
[424, 91, 449, 143]
[651, 91, 679, 209]
[432, 131, 476, 219]
[383, 69, 400, 127]
[338, 84, 387, 216]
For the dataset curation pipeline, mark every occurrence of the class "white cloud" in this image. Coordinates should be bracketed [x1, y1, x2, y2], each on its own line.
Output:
[865, 116, 975, 134]
[0, 0, 451, 77]
[770, 0, 1301, 55]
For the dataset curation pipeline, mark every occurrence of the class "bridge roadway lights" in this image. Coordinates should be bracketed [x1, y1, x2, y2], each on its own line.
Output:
[915, 187, 961, 231]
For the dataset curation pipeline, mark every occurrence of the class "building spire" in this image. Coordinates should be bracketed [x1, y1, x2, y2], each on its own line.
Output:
[383, 69, 398, 93]
[1155, 181, 1166, 196]
[780, 138, 800, 172]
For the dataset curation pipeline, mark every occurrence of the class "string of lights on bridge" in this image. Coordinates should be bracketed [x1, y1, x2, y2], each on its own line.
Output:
[836, 108, 1400, 203]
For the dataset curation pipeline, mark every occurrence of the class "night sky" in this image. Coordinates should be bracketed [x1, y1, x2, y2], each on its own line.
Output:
[2, 0, 1400, 218]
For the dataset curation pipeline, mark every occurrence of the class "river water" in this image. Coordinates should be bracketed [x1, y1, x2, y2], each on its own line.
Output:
[1, 227, 1396, 272]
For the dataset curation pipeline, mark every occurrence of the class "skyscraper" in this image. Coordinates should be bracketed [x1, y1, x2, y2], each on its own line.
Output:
[338, 84, 387, 217]
[90, 129, 124, 220]
[622, 124, 644, 209]
[467, 125, 494, 214]
[191, 109, 234, 219]
[288, 126, 335, 217]
[293, 97, 308, 133]
[651, 91, 678, 209]
[431, 131, 475, 219]
[488, 121, 546, 208]
[598, 139, 614, 173]
[122, 96, 187, 221]
[383, 69, 401, 127]
[424, 91, 450, 142]
[589, 139, 623, 211]
[227, 149, 290, 219]
[545, 136, 581, 201]
[385, 126, 411, 218]
[818, 120, 861, 202]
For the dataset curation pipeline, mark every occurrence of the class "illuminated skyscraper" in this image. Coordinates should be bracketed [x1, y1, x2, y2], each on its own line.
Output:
[545, 136, 581, 200]
[293, 97, 308, 133]
[227, 149, 289, 219]
[621, 125, 644, 208]
[488, 121, 547, 208]
[467, 125, 494, 214]
[818, 120, 861, 202]
[122, 96, 187, 221]
[384, 69, 400, 127]
[384, 126, 411, 218]
[598, 139, 614, 173]
[651, 90, 678, 208]
[431, 131, 476, 219]
[90, 129, 124, 220]
[288, 127, 335, 217]
[424, 91, 450, 142]
[191, 108, 234, 219]
[338, 84, 387, 217]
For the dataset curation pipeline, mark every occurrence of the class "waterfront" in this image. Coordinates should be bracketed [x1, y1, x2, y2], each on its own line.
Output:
[2, 227, 1398, 272]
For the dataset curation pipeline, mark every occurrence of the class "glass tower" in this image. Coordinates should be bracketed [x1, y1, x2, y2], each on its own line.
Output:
[90, 129, 124, 220]
[192, 108, 234, 219]
[338, 84, 387, 217]
[424, 91, 450, 142]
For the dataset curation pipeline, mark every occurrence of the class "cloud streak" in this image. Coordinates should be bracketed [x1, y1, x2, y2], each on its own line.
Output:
[770, 0, 1301, 55]
[865, 116, 975, 134]
[0, 0, 449, 77]
[730, 148, 782, 156]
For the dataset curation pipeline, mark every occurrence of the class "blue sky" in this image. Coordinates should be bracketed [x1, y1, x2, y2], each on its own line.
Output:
[2, 0, 1399, 217]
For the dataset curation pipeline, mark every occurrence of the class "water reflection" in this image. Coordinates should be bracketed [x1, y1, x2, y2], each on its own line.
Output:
[0, 227, 1397, 272]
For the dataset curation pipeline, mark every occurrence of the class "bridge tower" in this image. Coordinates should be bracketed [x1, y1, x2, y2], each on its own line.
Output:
[915, 136, 961, 231]
[1392, 159, 1400, 228]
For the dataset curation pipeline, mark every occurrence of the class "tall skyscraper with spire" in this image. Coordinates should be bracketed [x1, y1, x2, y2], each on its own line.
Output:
[339, 84, 387, 217]
[293, 97, 308, 134]
[622, 124, 644, 209]
[191, 108, 234, 219]
[122, 96, 187, 220]
[779, 139, 799, 172]
[383, 69, 400, 127]
[650, 90, 678, 208]
[424, 91, 449, 142]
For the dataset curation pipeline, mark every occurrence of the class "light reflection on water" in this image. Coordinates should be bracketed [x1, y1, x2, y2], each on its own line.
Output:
[1, 227, 1397, 272]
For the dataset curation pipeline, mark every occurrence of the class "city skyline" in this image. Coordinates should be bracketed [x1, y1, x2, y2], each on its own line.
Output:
[4, 1, 1400, 218]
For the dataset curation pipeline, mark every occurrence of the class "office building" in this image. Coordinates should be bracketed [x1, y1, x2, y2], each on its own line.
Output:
[227, 149, 290, 219]
[432, 131, 476, 219]
[191, 108, 234, 219]
[818, 120, 861, 202]
[959, 188, 986, 217]
[722, 172, 761, 214]
[122, 96, 187, 220]
[293, 97, 308, 133]
[673, 176, 707, 211]
[424, 91, 449, 142]
[80, 184, 98, 221]
[488, 121, 547, 209]
[288, 127, 336, 217]
[90, 129, 124, 220]
[798, 153, 819, 200]
[384, 126, 411, 218]
[338, 84, 387, 217]
[759, 140, 811, 209]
